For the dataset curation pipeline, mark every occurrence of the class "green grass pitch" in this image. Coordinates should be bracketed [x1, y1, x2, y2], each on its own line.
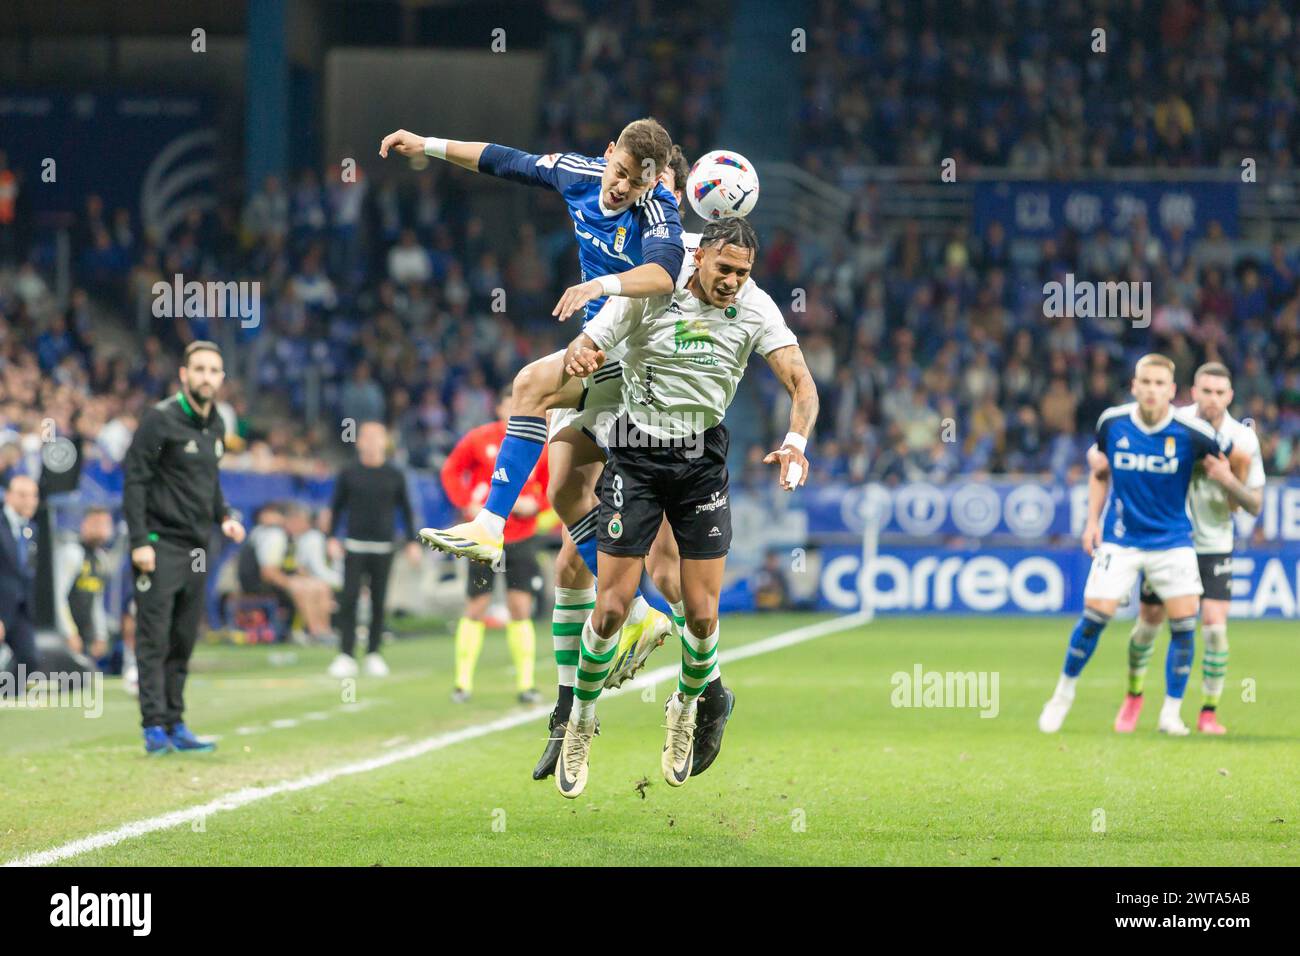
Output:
[3, 613, 1297, 866]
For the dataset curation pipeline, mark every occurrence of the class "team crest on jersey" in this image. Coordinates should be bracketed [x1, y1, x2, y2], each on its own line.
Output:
[614, 226, 627, 253]
[1164, 436, 1176, 457]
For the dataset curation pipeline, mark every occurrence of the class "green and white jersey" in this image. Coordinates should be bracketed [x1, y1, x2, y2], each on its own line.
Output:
[583, 275, 797, 440]
[1184, 406, 1266, 554]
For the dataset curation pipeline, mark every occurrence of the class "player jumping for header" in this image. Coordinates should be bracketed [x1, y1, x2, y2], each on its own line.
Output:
[380, 122, 689, 777]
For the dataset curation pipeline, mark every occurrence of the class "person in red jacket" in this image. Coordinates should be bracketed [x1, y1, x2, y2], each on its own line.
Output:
[441, 387, 549, 704]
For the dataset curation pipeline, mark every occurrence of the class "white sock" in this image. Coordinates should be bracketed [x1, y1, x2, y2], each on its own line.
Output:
[1161, 695, 1183, 722]
[668, 690, 696, 720]
[475, 510, 506, 538]
[624, 594, 650, 628]
[575, 698, 597, 723]
[1054, 673, 1078, 699]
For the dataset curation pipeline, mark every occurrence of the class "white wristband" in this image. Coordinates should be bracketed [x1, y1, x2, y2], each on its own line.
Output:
[783, 431, 807, 453]
[596, 275, 623, 296]
[422, 136, 449, 160]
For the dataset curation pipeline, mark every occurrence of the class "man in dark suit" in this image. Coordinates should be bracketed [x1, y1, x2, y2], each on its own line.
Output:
[0, 475, 40, 677]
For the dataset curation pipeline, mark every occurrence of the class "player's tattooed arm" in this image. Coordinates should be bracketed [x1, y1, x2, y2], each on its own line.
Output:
[1203, 446, 1263, 515]
[562, 332, 607, 379]
[762, 345, 819, 490]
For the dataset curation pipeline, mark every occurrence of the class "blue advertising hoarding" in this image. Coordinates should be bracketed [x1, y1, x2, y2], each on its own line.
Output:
[0, 90, 216, 238]
[815, 546, 1300, 619]
[974, 180, 1239, 242]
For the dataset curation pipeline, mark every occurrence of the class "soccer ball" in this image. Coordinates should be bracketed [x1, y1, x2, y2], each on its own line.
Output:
[686, 150, 760, 220]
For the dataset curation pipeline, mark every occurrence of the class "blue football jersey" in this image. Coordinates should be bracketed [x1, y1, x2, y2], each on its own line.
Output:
[477, 145, 684, 324]
[1096, 403, 1233, 549]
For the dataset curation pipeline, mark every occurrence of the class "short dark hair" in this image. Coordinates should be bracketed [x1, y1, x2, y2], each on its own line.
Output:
[1195, 361, 1232, 383]
[700, 217, 759, 258]
[183, 340, 222, 366]
[615, 118, 672, 183]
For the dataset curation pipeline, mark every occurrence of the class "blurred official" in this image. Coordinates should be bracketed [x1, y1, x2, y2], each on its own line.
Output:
[123, 341, 245, 755]
[327, 421, 420, 678]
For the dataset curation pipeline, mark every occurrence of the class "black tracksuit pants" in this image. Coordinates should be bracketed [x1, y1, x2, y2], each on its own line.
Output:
[133, 539, 206, 729]
[338, 550, 393, 656]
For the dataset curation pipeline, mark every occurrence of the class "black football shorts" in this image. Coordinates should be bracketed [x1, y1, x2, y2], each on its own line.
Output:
[596, 414, 732, 560]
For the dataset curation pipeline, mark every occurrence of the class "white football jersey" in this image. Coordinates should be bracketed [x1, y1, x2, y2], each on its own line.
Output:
[583, 273, 797, 439]
[1183, 406, 1266, 553]
[676, 231, 701, 287]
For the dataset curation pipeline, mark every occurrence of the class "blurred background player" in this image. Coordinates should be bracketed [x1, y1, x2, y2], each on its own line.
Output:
[553, 217, 818, 797]
[440, 386, 547, 704]
[1040, 355, 1250, 737]
[380, 119, 682, 772]
[1107, 363, 1264, 735]
[327, 421, 422, 678]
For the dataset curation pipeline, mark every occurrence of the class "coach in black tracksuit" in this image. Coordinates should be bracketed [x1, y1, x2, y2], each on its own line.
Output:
[123, 342, 245, 749]
[328, 421, 420, 664]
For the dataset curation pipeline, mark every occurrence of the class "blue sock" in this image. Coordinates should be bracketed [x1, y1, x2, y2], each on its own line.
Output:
[1166, 616, 1196, 699]
[1063, 608, 1110, 678]
[568, 506, 642, 605]
[568, 508, 601, 577]
[483, 417, 548, 519]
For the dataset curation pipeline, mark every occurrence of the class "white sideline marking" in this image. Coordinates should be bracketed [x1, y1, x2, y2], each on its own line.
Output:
[6, 612, 867, 867]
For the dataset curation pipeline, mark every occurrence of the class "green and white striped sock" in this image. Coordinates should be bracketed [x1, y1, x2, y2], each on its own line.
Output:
[1202, 623, 1228, 708]
[553, 587, 595, 690]
[574, 615, 619, 721]
[669, 600, 687, 634]
[1127, 619, 1158, 696]
[679, 621, 719, 700]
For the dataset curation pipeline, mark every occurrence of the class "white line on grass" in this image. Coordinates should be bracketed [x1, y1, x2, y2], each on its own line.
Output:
[6, 612, 868, 867]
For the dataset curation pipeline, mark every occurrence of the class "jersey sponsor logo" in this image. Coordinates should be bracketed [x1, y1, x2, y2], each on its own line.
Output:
[673, 318, 718, 366]
[492, 467, 509, 482]
[1113, 451, 1179, 473]
[572, 225, 635, 267]
[614, 226, 627, 253]
[645, 223, 670, 240]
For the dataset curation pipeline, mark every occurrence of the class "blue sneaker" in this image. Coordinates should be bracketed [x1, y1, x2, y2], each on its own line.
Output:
[143, 725, 174, 755]
[169, 723, 216, 752]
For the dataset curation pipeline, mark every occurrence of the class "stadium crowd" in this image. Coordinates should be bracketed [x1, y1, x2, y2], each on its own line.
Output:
[799, 0, 1300, 175]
